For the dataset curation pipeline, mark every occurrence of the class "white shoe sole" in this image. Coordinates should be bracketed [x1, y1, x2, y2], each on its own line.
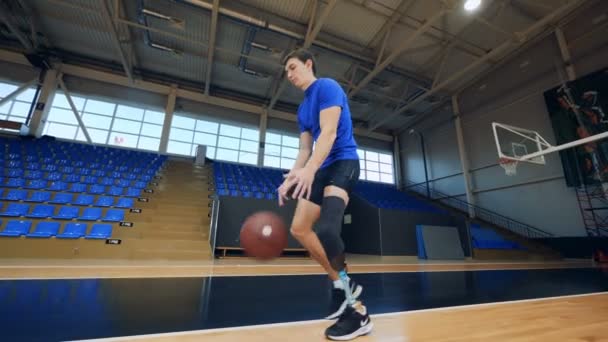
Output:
[325, 285, 363, 320]
[326, 322, 374, 341]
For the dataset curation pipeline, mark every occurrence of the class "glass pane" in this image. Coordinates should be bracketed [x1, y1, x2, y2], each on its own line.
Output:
[109, 132, 138, 148]
[7, 114, 27, 122]
[193, 132, 217, 146]
[45, 122, 78, 140]
[0, 83, 17, 97]
[241, 128, 259, 141]
[367, 171, 380, 181]
[206, 146, 215, 159]
[112, 118, 142, 134]
[359, 170, 366, 180]
[240, 139, 258, 153]
[379, 153, 393, 164]
[140, 123, 162, 138]
[366, 161, 379, 172]
[0, 101, 11, 114]
[115, 105, 144, 120]
[217, 136, 240, 149]
[85, 99, 115, 116]
[380, 173, 394, 184]
[264, 155, 281, 168]
[219, 124, 240, 138]
[52, 92, 86, 111]
[85, 128, 109, 144]
[366, 151, 379, 162]
[144, 110, 165, 124]
[266, 132, 281, 144]
[83, 113, 113, 129]
[16, 88, 36, 102]
[216, 148, 238, 162]
[167, 140, 192, 156]
[281, 158, 295, 169]
[265, 143, 281, 157]
[359, 159, 364, 170]
[239, 152, 258, 165]
[10, 101, 31, 117]
[75, 129, 86, 142]
[137, 136, 160, 151]
[169, 127, 194, 143]
[357, 149, 364, 159]
[379, 163, 393, 173]
[172, 115, 195, 129]
[47, 107, 78, 125]
[282, 135, 299, 148]
[281, 146, 298, 159]
[195, 120, 218, 134]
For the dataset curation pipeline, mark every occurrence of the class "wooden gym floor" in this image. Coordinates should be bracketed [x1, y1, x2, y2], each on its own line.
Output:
[0, 256, 607, 341]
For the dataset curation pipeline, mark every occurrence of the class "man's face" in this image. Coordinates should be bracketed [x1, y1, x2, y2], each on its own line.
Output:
[285, 57, 313, 90]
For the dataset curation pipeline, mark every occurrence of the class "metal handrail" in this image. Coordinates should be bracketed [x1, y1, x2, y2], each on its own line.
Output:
[403, 180, 553, 238]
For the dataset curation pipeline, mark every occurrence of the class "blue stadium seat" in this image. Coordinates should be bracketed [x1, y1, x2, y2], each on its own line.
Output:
[89, 185, 105, 195]
[26, 204, 55, 218]
[1, 189, 28, 201]
[64, 174, 80, 183]
[56, 223, 87, 239]
[79, 208, 102, 221]
[116, 179, 130, 188]
[69, 183, 87, 193]
[25, 179, 47, 190]
[0, 203, 29, 217]
[48, 181, 68, 191]
[26, 222, 60, 238]
[45, 172, 62, 181]
[114, 198, 134, 209]
[125, 188, 141, 197]
[102, 209, 124, 222]
[52, 206, 79, 220]
[73, 194, 94, 206]
[85, 223, 112, 239]
[50, 192, 73, 204]
[108, 186, 123, 196]
[26, 191, 52, 203]
[0, 220, 31, 237]
[6, 178, 25, 188]
[95, 196, 114, 207]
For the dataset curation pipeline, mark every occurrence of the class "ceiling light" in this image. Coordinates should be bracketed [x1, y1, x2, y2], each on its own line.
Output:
[464, 0, 481, 11]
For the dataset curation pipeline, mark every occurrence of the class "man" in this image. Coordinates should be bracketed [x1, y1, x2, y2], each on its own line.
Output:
[277, 48, 373, 340]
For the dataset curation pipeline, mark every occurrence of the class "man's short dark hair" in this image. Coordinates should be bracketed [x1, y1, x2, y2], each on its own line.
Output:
[282, 48, 317, 75]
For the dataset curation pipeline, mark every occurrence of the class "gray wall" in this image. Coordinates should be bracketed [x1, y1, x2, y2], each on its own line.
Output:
[399, 2, 608, 237]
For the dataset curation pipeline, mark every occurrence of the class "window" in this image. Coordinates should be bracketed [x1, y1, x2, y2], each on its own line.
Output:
[264, 132, 299, 169]
[167, 114, 259, 165]
[358, 149, 394, 184]
[42, 90, 165, 152]
[0, 81, 37, 130]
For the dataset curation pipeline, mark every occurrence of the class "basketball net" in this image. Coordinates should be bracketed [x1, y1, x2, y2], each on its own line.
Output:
[499, 158, 518, 176]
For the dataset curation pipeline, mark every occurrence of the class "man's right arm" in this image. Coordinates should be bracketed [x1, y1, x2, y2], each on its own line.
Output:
[292, 131, 313, 170]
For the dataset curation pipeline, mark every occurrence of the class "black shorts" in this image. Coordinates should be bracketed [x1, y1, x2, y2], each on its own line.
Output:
[308, 159, 360, 206]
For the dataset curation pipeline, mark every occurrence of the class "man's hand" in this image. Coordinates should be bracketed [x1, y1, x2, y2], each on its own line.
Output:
[277, 166, 316, 206]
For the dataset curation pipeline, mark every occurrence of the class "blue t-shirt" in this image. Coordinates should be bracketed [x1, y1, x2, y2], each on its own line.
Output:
[297, 78, 359, 169]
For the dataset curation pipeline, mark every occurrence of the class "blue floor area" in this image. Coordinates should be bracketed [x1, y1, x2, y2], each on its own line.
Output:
[1, 267, 607, 341]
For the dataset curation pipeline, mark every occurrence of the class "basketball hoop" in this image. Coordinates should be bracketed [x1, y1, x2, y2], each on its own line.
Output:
[499, 158, 518, 176]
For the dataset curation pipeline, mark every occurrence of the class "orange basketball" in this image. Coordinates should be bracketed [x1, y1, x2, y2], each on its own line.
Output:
[240, 211, 288, 260]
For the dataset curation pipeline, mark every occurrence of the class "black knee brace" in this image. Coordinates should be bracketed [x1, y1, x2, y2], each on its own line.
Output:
[316, 196, 346, 269]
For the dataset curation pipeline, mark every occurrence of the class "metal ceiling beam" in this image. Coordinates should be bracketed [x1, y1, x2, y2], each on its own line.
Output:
[348, 7, 449, 99]
[372, 0, 588, 132]
[267, 0, 339, 110]
[204, 0, 220, 95]
[0, 3, 33, 51]
[99, 0, 133, 82]
[114, 0, 139, 69]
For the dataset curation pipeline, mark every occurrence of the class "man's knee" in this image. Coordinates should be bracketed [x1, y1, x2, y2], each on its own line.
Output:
[316, 196, 346, 261]
[290, 224, 308, 240]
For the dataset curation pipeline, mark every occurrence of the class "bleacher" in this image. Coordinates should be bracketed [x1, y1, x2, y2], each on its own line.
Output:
[0, 136, 166, 239]
[470, 223, 524, 250]
[353, 181, 447, 214]
[213, 162, 281, 200]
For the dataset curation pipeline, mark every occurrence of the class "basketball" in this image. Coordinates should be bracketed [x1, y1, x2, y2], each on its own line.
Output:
[240, 211, 288, 260]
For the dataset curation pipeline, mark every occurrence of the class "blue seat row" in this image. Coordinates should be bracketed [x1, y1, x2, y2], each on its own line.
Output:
[0, 220, 112, 239]
[0, 191, 133, 207]
[0, 181, 143, 196]
[0, 203, 125, 222]
[470, 224, 524, 250]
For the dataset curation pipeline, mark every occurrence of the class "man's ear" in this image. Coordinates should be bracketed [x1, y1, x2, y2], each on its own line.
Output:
[305, 59, 313, 72]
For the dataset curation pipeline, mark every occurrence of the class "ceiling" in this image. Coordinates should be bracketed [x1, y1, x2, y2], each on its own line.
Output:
[0, 0, 594, 136]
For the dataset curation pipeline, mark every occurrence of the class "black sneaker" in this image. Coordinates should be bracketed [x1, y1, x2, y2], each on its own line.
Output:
[325, 301, 373, 341]
[325, 279, 363, 320]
